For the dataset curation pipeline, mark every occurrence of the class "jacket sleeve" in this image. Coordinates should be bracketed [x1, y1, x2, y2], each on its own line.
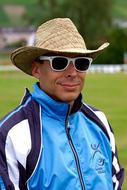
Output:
[0, 126, 15, 190]
[0, 176, 7, 190]
[94, 111, 124, 190]
[110, 127, 124, 190]
[0, 115, 33, 190]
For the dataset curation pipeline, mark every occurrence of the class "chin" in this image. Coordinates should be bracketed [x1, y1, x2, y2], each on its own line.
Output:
[61, 94, 79, 104]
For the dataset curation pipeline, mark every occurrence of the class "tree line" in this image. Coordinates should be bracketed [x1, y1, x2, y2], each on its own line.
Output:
[26, 0, 112, 47]
[5, 0, 124, 64]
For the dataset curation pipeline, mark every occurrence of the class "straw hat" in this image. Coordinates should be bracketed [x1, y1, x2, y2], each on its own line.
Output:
[11, 18, 109, 75]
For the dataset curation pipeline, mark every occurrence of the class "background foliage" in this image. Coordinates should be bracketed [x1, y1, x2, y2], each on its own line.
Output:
[1, 0, 127, 64]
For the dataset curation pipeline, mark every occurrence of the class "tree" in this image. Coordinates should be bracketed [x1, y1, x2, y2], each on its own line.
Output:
[25, 0, 113, 48]
[94, 27, 127, 65]
[37, 0, 43, 6]
[58, 0, 113, 48]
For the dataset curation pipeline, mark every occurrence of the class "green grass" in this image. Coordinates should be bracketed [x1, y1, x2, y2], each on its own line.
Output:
[0, 71, 36, 115]
[84, 73, 127, 189]
[0, 71, 127, 189]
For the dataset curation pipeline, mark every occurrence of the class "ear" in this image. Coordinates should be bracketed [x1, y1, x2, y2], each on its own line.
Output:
[31, 62, 40, 79]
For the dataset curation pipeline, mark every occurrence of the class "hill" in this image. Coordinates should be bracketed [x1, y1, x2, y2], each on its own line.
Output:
[0, 0, 127, 27]
[0, 0, 35, 27]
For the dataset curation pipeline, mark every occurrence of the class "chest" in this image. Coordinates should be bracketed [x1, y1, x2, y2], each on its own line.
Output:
[27, 113, 113, 190]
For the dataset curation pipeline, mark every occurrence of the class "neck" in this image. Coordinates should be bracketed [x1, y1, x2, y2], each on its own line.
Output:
[69, 101, 74, 109]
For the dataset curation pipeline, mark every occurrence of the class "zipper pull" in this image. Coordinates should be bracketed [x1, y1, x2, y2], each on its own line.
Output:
[66, 121, 71, 140]
[67, 119, 70, 129]
[66, 105, 71, 140]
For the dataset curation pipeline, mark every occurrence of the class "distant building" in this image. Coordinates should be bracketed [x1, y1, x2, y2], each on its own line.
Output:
[0, 27, 35, 50]
[27, 33, 35, 46]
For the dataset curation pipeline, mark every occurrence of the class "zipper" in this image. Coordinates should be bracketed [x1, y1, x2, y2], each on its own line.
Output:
[65, 107, 85, 190]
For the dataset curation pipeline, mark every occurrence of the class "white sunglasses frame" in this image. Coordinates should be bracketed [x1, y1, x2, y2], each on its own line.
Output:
[38, 56, 93, 72]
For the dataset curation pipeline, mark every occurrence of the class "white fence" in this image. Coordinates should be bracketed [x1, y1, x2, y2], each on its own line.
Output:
[89, 64, 127, 73]
[0, 65, 18, 71]
[0, 64, 127, 73]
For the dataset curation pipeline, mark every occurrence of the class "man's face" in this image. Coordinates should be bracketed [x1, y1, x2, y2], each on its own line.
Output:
[32, 55, 87, 104]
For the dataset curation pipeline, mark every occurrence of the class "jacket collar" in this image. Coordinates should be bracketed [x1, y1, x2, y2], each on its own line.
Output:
[70, 93, 83, 114]
[22, 83, 83, 117]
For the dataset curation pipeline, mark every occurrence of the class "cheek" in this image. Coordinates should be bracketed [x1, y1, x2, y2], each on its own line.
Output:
[80, 73, 86, 86]
[39, 71, 60, 92]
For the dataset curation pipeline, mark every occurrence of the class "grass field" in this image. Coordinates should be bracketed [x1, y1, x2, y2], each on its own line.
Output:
[0, 71, 127, 189]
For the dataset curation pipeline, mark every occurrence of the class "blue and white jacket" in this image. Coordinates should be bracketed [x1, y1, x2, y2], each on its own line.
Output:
[0, 83, 124, 190]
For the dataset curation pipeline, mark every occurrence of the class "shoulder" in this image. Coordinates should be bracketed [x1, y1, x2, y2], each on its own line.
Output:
[81, 103, 108, 125]
[83, 104, 109, 126]
[0, 90, 39, 138]
[81, 103, 114, 142]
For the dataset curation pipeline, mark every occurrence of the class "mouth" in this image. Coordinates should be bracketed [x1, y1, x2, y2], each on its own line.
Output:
[60, 83, 80, 87]
[59, 82, 80, 91]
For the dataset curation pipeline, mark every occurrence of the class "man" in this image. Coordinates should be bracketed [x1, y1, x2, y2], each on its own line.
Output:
[0, 18, 124, 190]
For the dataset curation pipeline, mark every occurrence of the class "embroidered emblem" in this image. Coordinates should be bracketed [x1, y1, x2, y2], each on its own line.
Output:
[91, 143, 105, 174]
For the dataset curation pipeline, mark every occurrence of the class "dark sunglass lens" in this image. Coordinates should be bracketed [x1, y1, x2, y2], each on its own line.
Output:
[52, 57, 68, 70]
[75, 58, 90, 71]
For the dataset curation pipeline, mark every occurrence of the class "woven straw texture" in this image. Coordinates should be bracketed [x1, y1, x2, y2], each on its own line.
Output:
[11, 18, 109, 75]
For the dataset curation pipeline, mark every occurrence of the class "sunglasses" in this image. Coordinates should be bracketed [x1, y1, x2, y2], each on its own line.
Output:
[37, 56, 92, 72]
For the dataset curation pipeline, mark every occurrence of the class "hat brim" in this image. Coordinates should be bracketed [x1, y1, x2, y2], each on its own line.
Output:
[11, 42, 109, 75]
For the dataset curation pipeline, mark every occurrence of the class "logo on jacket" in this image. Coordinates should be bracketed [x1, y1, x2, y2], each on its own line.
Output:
[91, 143, 105, 174]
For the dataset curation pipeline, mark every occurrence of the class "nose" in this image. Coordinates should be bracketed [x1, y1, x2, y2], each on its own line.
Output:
[65, 61, 77, 76]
